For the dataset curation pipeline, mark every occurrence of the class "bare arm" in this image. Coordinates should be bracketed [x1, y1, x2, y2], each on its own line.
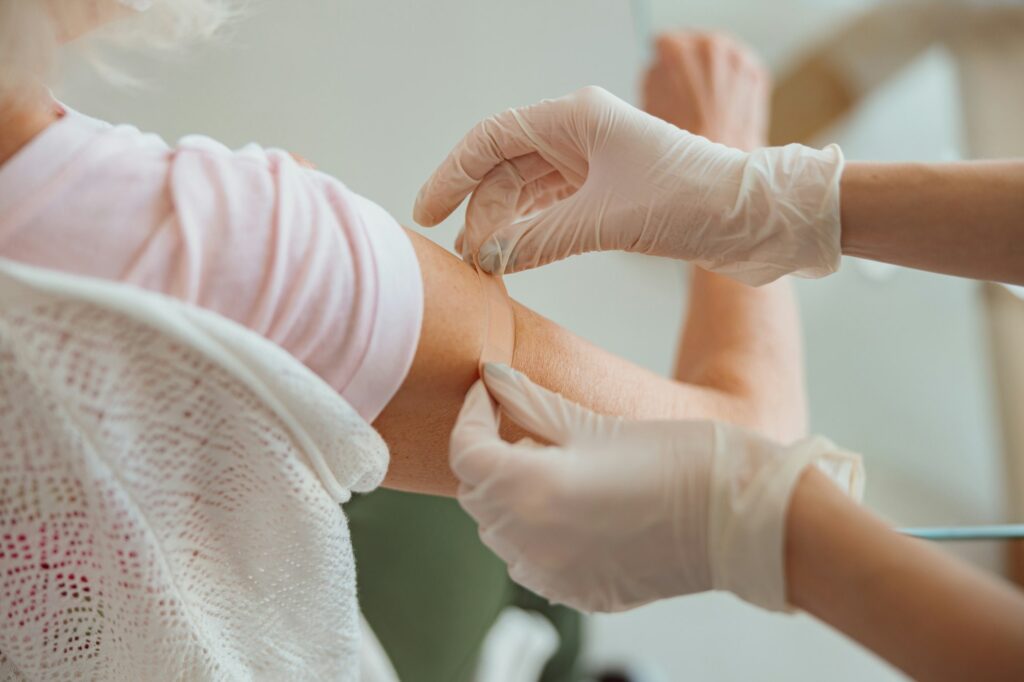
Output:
[788, 468, 1024, 681]
[840, 161, 1024, 284]
[374, 230, 780, 496]
[674, 270, 807, 442]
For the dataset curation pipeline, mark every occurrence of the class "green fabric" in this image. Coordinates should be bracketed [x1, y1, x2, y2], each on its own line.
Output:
[346, 489, 582, 682]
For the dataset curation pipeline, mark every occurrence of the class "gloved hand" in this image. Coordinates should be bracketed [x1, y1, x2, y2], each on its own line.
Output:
[414, 86, 844, 286]
[452, 364, 864, 613]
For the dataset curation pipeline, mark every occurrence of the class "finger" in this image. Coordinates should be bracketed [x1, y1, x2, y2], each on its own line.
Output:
[676, 42, 711, 118]
[482, 363, 606, 445]
[449, 380, 516, 486]
[477, 190, 595, 274]
[509, 152, 560, 184]
[516, 174, 576, 215]
[463, 160, 528, 269]
[643, 58, 671, 91]
[463, 169, 581, 273]
[510, 156, 572, 213]
[462, 151, 585, 270]
[413, 109, 538, 227]
[741, 55, 773, 92]
[654, 31, 690, 61]
[716, 32, 761, 69]
[455, 153, 564, 264]
[456, 441, 555, 544]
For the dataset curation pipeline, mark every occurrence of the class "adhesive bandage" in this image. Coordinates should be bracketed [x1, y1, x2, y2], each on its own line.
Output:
[475, 269, 515, 372]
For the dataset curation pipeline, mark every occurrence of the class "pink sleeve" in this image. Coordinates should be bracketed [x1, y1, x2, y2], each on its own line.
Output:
[163, 139, 423, 422]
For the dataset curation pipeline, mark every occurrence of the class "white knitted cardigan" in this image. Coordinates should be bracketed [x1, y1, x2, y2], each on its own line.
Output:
[0, 259, 390, 680]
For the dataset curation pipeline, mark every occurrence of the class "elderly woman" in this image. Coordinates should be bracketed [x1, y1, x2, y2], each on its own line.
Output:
[0, 2, 810, 679]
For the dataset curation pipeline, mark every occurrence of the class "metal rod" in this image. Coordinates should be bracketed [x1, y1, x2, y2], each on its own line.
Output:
[898, 524, 1024, 541]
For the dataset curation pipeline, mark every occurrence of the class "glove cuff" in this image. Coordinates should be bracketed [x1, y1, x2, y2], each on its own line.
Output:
[778, 143, 846, 281]
[709, 430, 864, 612]
[700, 143, 846, 286]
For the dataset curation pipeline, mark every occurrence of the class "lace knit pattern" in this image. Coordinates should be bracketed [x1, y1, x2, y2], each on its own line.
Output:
[0, 272, 388, 680]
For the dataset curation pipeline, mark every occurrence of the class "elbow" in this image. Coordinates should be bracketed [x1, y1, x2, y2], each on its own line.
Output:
[683, 360, 809, 444]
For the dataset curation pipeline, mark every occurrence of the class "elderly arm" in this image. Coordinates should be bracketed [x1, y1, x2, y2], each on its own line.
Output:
[373, 229, 803, 496]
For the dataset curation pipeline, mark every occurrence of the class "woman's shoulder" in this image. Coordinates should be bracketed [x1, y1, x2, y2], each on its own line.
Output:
[166, 132, 388, 242]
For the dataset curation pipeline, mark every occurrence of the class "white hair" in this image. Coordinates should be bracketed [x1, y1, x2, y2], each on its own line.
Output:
[0, 1, 240, 100]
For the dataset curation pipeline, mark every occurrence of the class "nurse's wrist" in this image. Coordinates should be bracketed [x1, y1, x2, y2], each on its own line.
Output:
[838, 160, 900, 262]
[784, 465, 839, 610]
[784, 463, 881, 614]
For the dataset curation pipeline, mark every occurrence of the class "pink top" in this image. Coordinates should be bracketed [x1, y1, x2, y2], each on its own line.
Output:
[0, 105, 423, 423]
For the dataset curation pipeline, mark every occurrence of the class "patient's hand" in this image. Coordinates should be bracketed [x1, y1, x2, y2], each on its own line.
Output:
[643, 31, 771, 151]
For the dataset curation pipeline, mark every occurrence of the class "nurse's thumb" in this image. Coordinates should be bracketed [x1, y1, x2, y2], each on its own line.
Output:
[479, 195, 590, 275]
[450, 380, 509, 486]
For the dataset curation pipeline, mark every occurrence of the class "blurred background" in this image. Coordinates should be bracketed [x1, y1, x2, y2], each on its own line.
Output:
[56, 0, 1023, 679]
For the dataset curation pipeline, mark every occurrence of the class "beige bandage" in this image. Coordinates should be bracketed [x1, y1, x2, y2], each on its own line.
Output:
[475, 268, 515, 372]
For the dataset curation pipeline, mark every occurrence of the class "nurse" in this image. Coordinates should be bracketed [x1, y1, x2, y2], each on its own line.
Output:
[414, 32, 1024, 682]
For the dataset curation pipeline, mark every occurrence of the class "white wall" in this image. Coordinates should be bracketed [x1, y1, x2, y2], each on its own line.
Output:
[57, 1, 1006, 679]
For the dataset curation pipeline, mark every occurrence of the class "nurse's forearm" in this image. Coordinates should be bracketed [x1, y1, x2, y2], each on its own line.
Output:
[840, 161, 1024, 284]
[787, 468, 1024, 681]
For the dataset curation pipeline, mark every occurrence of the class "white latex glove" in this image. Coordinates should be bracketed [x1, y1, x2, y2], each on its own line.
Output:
[414, 86, 845, 286]
[452, 364, 864, 613]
